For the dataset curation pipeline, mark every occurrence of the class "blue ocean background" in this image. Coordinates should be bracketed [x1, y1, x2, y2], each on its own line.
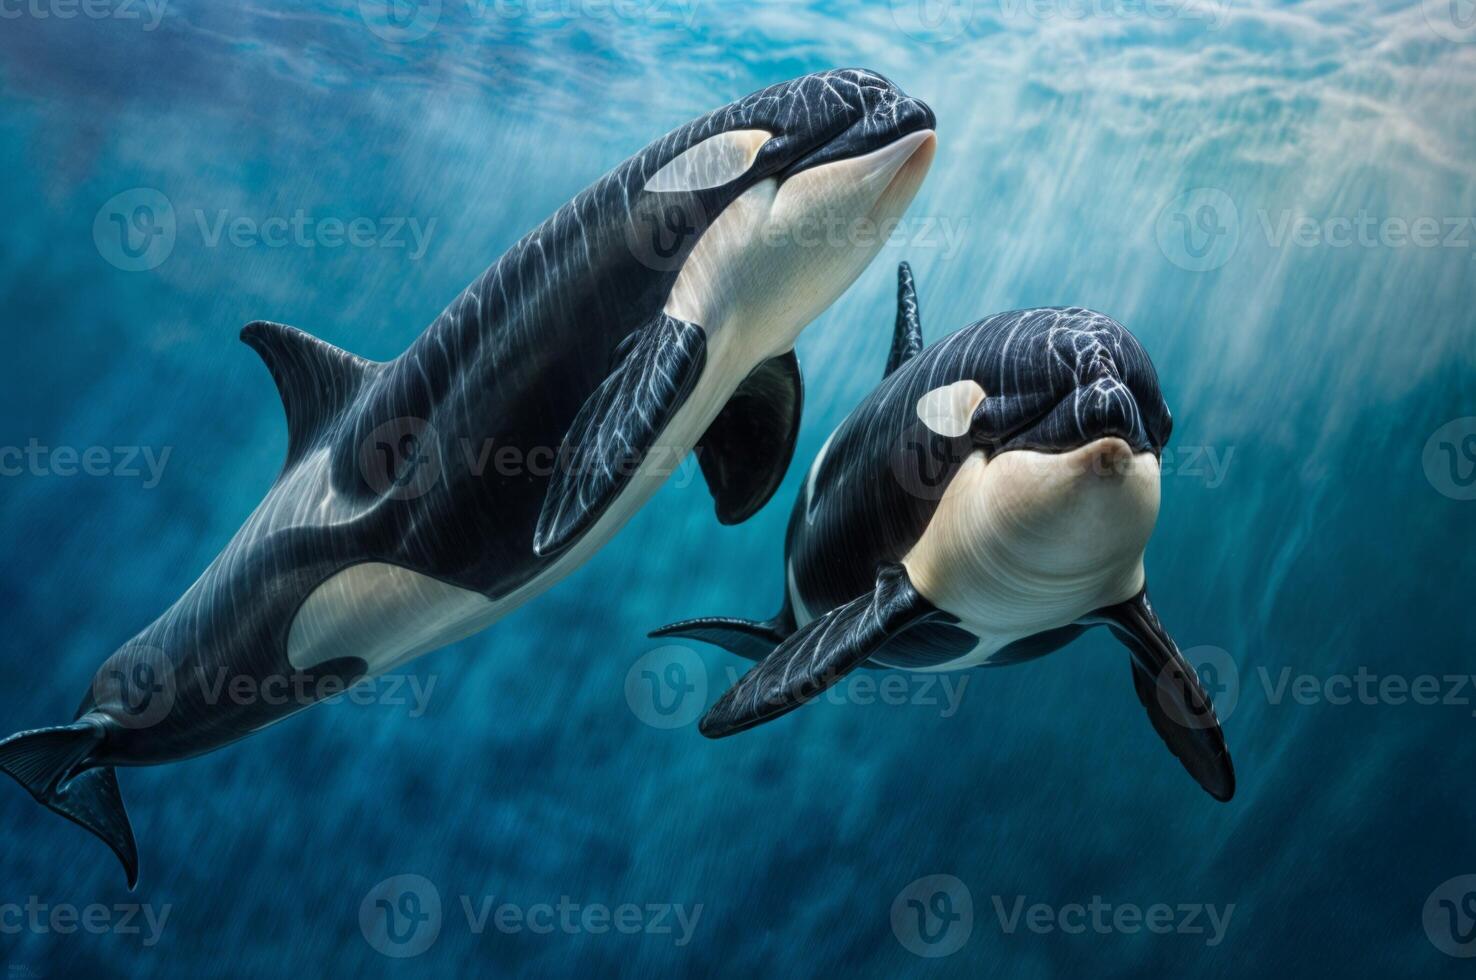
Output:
[1, 0, 1474, 975]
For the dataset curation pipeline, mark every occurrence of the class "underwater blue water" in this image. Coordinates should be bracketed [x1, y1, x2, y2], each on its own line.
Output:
[1, 0, 1474, 975]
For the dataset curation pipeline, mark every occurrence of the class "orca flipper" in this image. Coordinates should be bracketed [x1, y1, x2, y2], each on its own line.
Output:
[694, 350, 803, 525]
[885, 262, 924, 377]
[241, 321, 381, 470]
[699, 563, 953, 737]
[1094, 589, 1236, 802]
[650, 615, 791, 662]
[534, 313, 708, 557]
[0, 721, 140, 888]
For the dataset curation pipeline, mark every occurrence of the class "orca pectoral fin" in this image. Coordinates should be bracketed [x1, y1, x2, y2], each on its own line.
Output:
[694, 350, 803, 525]
[700, 563, 952, 737]
[1094, 589, 1236, 802]
[533, 313, 708, 557]
[650, 615, 791, 663]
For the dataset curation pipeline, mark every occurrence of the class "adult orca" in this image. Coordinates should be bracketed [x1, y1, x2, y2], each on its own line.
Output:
[0, 70, 936, 886]
[653, 264, 1235, 801]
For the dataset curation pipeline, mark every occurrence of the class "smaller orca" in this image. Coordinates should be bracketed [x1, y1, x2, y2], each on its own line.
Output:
[653, 263, 1235, 801]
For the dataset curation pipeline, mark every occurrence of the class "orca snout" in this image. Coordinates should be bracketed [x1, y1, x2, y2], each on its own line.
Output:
[778, 69, 936, 179]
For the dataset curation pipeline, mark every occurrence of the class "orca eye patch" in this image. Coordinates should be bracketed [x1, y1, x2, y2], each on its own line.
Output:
[915, 380, 986, 437]
[644, 129, 773, 193]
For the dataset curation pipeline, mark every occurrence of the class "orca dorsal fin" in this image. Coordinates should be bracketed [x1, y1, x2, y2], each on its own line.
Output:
[241, 321, 380, 468]
[885, 262, 924, 378]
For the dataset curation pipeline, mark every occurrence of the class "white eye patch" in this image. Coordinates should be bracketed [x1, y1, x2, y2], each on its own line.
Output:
[644, 129, 772, 193]
[916, 380, 986, 437]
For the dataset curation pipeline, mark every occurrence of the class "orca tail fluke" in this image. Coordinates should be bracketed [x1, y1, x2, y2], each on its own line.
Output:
[0, 722, 139, 889]
[649, 614, 793, 663]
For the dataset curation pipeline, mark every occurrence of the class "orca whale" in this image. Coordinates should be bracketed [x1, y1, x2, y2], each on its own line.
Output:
[0, 70, 936, 886]
[653, 263, 1235, 801]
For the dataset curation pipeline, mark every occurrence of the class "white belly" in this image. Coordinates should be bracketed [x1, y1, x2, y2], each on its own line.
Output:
[892, 440, 1159, 672]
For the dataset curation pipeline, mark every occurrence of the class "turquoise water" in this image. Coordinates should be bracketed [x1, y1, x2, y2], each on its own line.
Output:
[1, 1, 1475, 975]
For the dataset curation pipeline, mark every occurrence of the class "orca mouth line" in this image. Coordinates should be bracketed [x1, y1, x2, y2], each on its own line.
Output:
[775, 102, 937, 184]
[973, 388, 1157, 460]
